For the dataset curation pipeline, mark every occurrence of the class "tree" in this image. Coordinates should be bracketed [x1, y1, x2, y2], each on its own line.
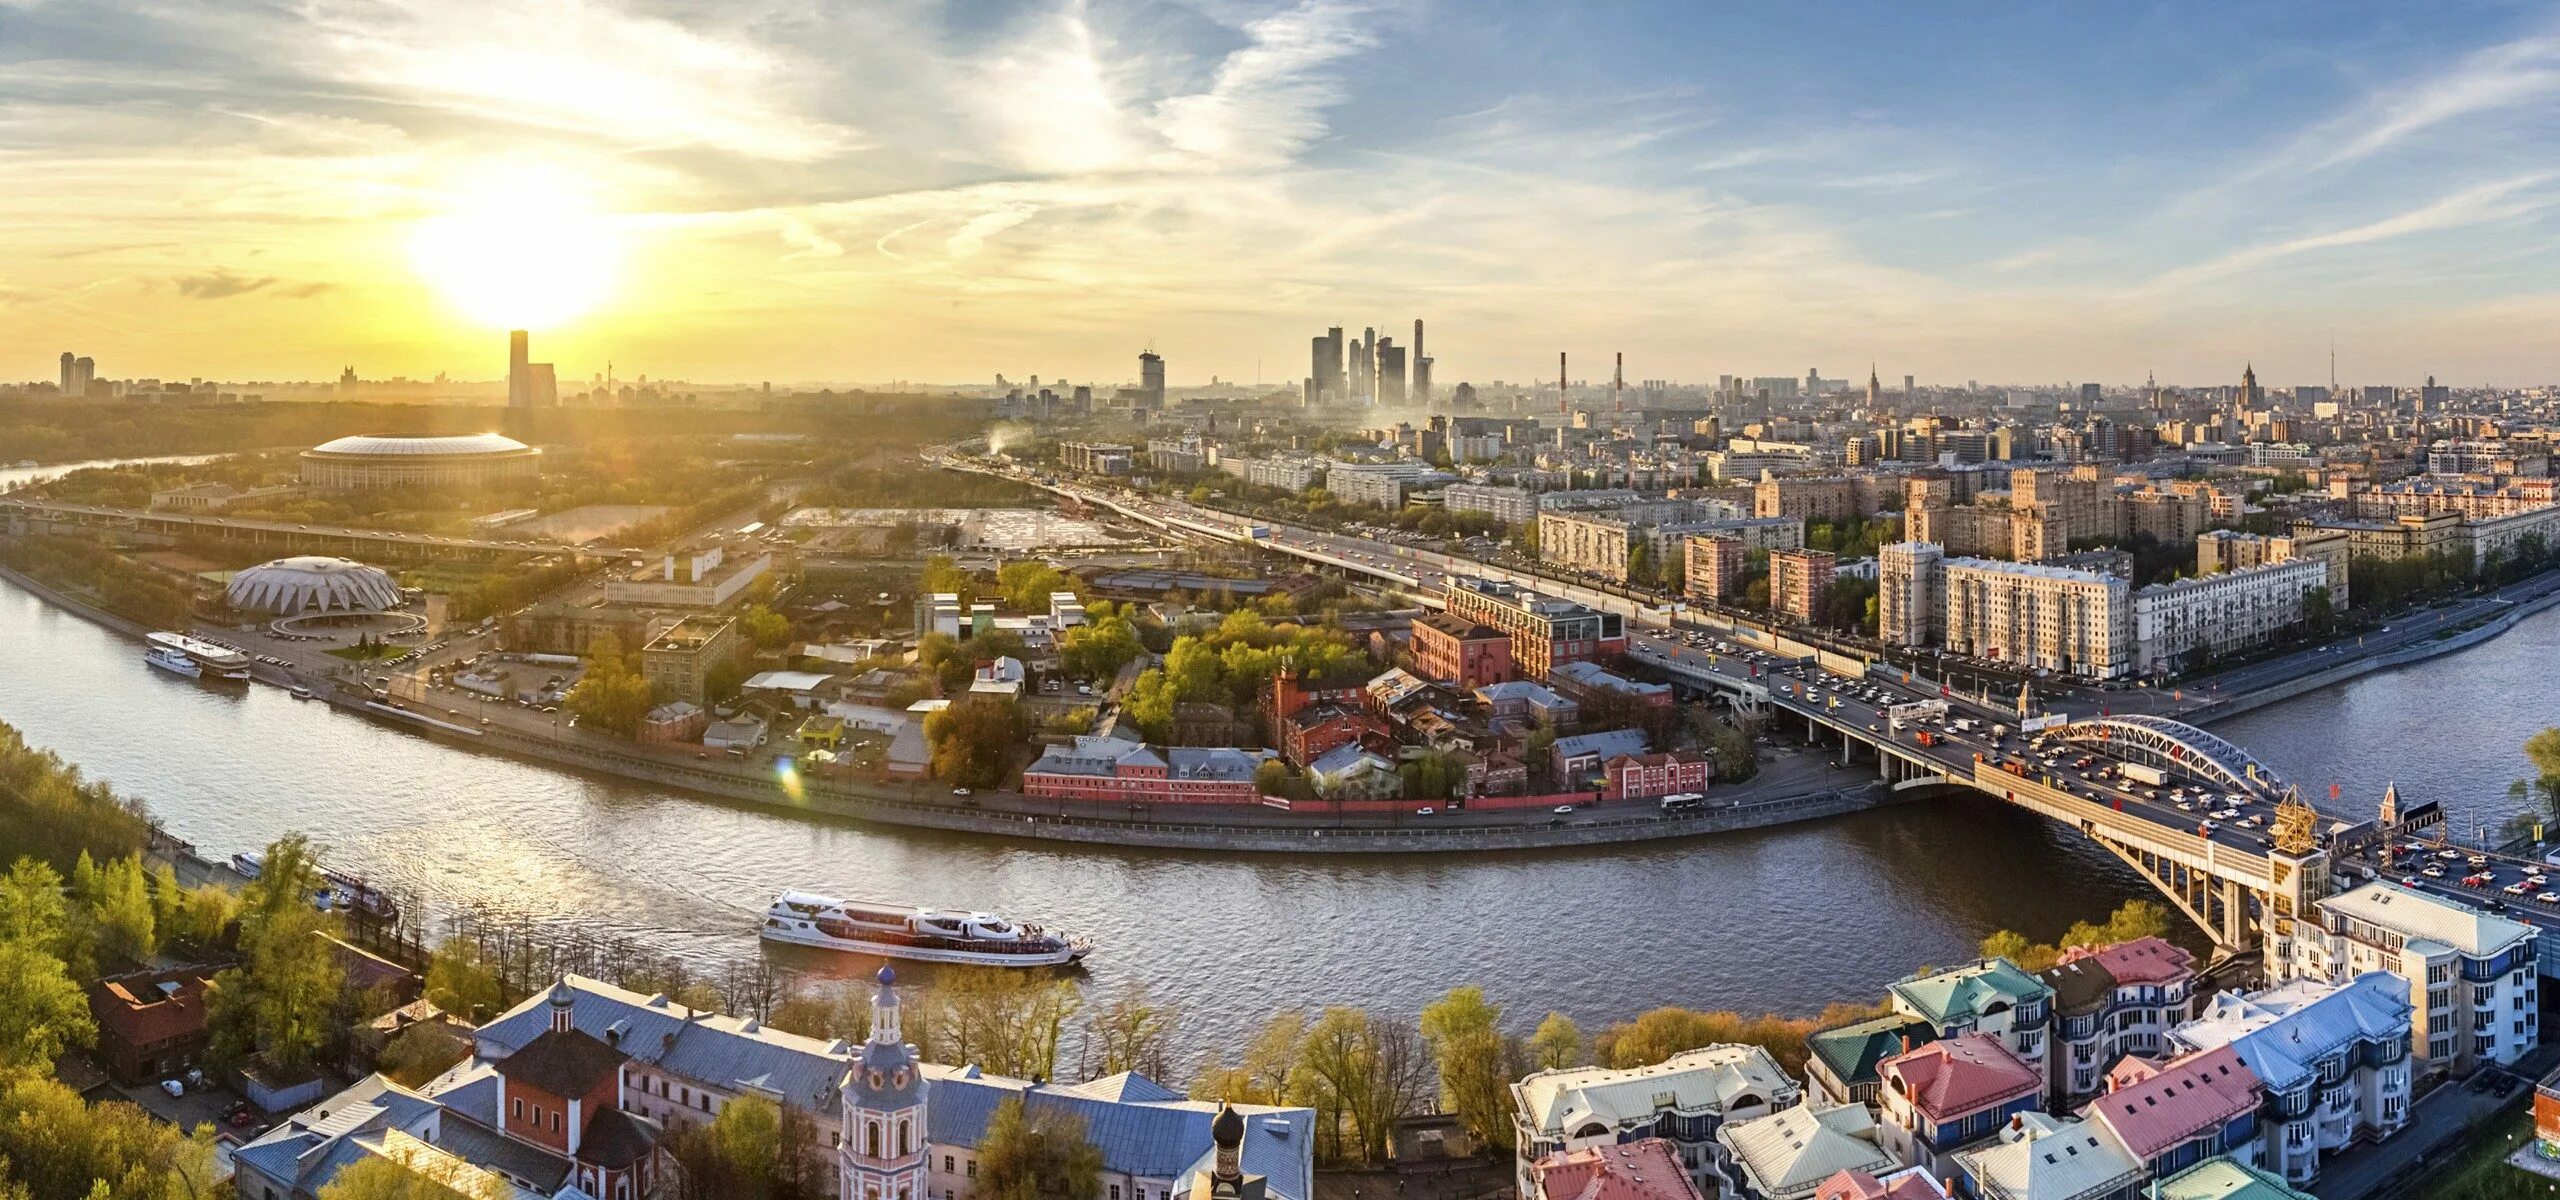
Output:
[915, 970, 1081, 1081]
[741, 604, 792, 650]
[423, 938, 505, 1021]
[1976, 899, 2175, 972]
[923, 695, 1023, 789]
[1527, 1011, 1585, 1071]
[0, 937, 93, 1073]
[376, 1022, 470, 1089]
[1294, 1007, 1428, 1164]
[976, 1096, 1103, 1200]
[0, 859, 71, 958]
[208, 835, 345, 1074]
[1253, 759, 1293, 798]
[1058, 614, 1143, 683]
[564, 633, 656, 737]
[997, 561, 1078, 612]
[920, 555, 976, 609]
[315, 1151, 509, 1200]
[1082, 984, 1179, 1080]
[1192, 1010, 1305, 1106]
[0, 1076, 219, 1200]
[1420, 986, 1516, 1152]
[90, 854, 156, 967]
[915, 631, 973, 694]
[2521, 728, 2560, 821]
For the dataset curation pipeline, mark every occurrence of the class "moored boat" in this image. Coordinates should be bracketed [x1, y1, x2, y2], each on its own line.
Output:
[148, 631, 251, 682]
[760, 890, 1089, 967]
[144, 643, 202, 678]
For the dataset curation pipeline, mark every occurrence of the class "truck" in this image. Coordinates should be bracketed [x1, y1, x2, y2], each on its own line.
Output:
[1913, 730, 1938, 748]
[2121, 763, 2171, 787]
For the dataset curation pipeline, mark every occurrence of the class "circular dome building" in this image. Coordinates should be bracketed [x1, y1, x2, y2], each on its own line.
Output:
[298, 432, 540, 491]
[226, 556, 404, 615]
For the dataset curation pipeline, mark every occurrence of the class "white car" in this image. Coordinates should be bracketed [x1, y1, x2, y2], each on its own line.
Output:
[1552, 804, 1577, 814]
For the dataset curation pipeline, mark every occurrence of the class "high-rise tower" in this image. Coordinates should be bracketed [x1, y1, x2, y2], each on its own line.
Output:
[508, 330, 531, 408]
[1411, 319, 1432, 407]
[58, 352, 74, 395]
[1139, 350, 1166, 407]
[838, 967, 929, 1200]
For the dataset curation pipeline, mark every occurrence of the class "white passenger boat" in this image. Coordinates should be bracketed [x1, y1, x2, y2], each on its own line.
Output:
[760, 891, 1090, 967]
[144, 643, 203, 678]
[148, 631, 251, 682]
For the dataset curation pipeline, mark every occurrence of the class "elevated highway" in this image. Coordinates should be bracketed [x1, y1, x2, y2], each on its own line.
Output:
[0, 497, 622, 560]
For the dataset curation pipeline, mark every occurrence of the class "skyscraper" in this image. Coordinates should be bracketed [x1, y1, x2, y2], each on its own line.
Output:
[507, 329, 531, 408]
[59, 352, 74, 394]
[1352, 327, 1375, 402]
[73, 357, 94, 395]
[1412, 319, 1432, 406]
[1139, 350, 1165, 407]
[1375, 338, 1406, 406]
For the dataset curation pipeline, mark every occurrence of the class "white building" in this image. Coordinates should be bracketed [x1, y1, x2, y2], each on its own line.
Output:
[1511, 1044, 1800, 1196]
[2131, 558, 2328, 676]
[1877, 542, 1944, 648]
[1327, 461, 1432, 509]
[2271, 881, 2538, 1077]
[1442, 483, 1538, 526]
[1943, 558, 2133, 681]
[2164, 973, 2414, 1189]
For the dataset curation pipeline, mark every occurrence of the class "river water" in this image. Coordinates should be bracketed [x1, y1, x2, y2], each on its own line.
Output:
[0, 455, 2547, 1063]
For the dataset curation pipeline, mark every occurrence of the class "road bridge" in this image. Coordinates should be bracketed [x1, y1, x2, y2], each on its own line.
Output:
[0, 497, 619, 560]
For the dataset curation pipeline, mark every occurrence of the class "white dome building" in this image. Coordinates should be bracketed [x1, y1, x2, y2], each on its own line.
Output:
[226, 556, 404, 615]
[298, 432, 540, 491]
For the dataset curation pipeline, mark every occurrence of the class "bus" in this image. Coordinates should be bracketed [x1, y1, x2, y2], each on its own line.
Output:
[1659, 793, 1706, 815]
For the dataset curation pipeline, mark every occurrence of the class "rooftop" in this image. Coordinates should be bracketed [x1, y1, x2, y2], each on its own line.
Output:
[2145, 1156, 2317, 1200]
[1515, 1044, 1795, 1137]
[1890, 958, 2052, 1027]
[2166, 973, 2413, 1094]
[1952, 1112, 2144, 1200]
[2318, 881, 2536, 958]
[1879, 1032, 2041, 1121]
[2082, 1045, 2260, 1160]
[1530, 1138, 1704, 1200]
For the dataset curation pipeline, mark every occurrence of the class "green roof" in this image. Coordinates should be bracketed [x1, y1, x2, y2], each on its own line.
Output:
[1806, 1016, 1938, 1088]
[1889, 958, 2053, 1026]
[2148, 1156, 2316, 1200]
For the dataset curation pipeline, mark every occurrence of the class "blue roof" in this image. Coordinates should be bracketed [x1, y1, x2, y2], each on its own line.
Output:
[478, 975, 855, 1114]
[1553, 728, 1649, 760]
[927, 1073, 1312, 1196]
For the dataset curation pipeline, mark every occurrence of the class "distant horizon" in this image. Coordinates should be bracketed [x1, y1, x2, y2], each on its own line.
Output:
[15, 2, 2560, 384]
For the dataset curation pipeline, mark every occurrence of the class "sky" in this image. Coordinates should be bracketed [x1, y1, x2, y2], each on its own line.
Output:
[9, 0, 2560, 390]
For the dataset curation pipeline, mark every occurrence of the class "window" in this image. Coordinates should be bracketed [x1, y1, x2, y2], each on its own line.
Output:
[512, 1098, 524, 1121]
[968, 1161, 978, 1179]
[552, 1110, 562, 1134]
[531, 1103, 543, 1127]
[899, 1118, 913, 1155]
[1111, 1188, 1121, 1200]
[944, 1156, 955, 1172]
[868, 1121, 883, 1158]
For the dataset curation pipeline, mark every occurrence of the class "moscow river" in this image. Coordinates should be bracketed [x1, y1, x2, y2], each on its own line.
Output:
[0, 456, 2548, 1062]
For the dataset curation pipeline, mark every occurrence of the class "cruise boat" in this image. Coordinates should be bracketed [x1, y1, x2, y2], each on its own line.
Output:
[143, 643, 203, 678]
[148, 631, 251, 682]
[760, 891, 1090, 967]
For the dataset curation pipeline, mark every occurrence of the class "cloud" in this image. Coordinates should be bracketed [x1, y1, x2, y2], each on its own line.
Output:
[2313, 33, 2560, 169]
[777, 218, 844, 261]
[2143, 172, 2559, 294]
[1147, 0, 1378, 171]
[946, 206, 1038, 258]
[173, 271, 275, 299]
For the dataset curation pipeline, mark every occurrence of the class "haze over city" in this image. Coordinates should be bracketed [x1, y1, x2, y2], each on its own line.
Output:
[15, 0, 2560, 385]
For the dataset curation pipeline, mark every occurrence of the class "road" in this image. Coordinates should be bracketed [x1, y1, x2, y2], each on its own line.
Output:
[0, 495, 627, 557]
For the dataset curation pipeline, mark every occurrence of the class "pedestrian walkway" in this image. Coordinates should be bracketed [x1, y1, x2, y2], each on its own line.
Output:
[2315, 1050, 2558, 1200]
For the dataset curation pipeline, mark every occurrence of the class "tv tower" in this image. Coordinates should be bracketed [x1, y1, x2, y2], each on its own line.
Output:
[1614, 352, 1625, 414]
[1558, 352, 1569, 417]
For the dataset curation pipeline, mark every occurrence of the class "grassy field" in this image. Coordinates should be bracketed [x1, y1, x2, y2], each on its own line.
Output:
[2421, 1109, 2551, 1200]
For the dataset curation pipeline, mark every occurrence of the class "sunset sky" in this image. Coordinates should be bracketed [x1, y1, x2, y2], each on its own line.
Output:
[10, 0, 2560, 389]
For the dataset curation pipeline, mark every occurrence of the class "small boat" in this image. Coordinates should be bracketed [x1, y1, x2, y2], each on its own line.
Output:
[322, 868, 399, 921]
[760, 891, 1090, 967]
[231, 852, 263, 880]
[144, 644, 203, 678]
[149, 632, 250, 682]
[289, 685, 314, 700]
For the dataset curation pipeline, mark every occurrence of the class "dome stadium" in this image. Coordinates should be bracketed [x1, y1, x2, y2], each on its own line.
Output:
[298, 432, 540, 491]
[225, 556, 404, 615]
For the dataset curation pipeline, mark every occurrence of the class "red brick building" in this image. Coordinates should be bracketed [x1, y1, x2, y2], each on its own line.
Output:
[1441, 578, 1625, 681]
[495, 986, 665, 1199]
[1686, 534, 1746, 601]
[1411, 613, 1514, 689]
[1021, 736, 1266, 804]
[1530, 1139, 1703, 1200]
[1280, 703, 1390, 769]
[87, 967, 218, 1084]
[1770, 547, 1838, 624]
[1602, 750, 1715, 801]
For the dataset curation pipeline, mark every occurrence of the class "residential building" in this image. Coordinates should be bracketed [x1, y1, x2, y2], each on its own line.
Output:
[2161, 974, 2415, 1188]
[2038, 938, 2201, 1106]
[2145, 1157, 2317, 1200]
[87, 967, 218, 1085]
[1550, 660, 1673, 709]
[1528, 1139, 1705, 1200]
[1328, 461, 1432, 509]
[1146, 435, 1205, 473]
[1305, 743, 1401, 798]
[1812, 1166, 1953, 1200]
[1949, 1111, 2145, 1200]
[601, 544, 774, 610]
[1603, 751, 1715, 802]
[2271, 881, 2537, 1076]
[1887, 958, 2055, 1080]
[1277, 701, 1389, 769]
[1874, 1033, 2044, 1179]
[1552, 729, 1650, 785]
[639, 615, 742, 706]
[1512, 1044, 1800, 1196]
[1687, 534, 1747, 601]
[2080, 1046, 2264, 1184]
[1442, 577, 1626, 680]
[1474, 680, 1579, 727]
[1806, 1015, 1939, 1108]
[2131, 558, 2328, 677]
[1770, 548, 1837, 624]
[1943, 559, 2134, 680]
[1021, 735, 1269, 805]
[1878, 542, 1944, 647]
[1442, 483, 1538, 527]
[1713, 1099, 1896, 1200]
[1410, 613, 1514, 688]
[1061, 441, 1135, 475]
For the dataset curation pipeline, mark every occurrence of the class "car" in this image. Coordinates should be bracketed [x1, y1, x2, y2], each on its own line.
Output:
[1415, 807, 1436, 816]
[2437, 848, 2464, 860]
[2506, 882, 2532, 895]
[951, 787, 973, 797]
[1553, 804, 1577, 814]
[2423, 866, 2446, 878]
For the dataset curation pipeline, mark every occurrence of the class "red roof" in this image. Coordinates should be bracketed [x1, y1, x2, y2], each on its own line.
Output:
[2062, 936, 2197, 985]
[88, 968, 217, 1048]
[1880, 1032, 2041, 1121]
[1816, 1168, 1952, 1200]
[1532, 1139, 1705, 1200]
[2083, 1045, 2260, 1159]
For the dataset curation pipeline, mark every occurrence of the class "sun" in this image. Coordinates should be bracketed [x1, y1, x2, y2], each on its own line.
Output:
[407, 166, 622, 331]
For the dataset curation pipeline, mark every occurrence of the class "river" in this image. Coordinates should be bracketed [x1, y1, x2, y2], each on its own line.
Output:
[0, 454, 2546, 1063]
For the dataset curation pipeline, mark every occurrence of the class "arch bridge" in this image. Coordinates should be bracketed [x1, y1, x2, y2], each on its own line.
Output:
[2047, 715, 2289, 801]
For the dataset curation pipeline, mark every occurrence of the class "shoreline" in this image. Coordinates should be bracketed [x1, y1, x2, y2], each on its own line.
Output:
[0, 560, 1892, 853]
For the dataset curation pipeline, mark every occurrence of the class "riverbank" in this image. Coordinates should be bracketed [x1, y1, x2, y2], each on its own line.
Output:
[2184, 579, 2560, 725]
[0, 559, 1895, 852]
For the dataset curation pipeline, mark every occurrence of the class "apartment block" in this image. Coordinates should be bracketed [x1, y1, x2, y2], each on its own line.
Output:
[1877, 542, 1944, 648]
[1943, 559, 2133, 680]
[2272, 882, 2537, 1077]
[2131, 558, 2329, 676]
[1768, 547, 1836, 624]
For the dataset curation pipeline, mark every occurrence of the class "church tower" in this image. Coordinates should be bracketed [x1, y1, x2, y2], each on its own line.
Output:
[840, 967, 928, 1200]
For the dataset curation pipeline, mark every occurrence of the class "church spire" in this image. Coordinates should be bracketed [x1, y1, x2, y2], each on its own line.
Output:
[869, 966, 901, 1045]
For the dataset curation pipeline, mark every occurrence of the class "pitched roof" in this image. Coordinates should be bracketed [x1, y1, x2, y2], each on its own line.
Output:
[2145, 1156, 2317, 1200]
[1890, 959, 2052, 1027]
[1952, 1112, 2144, 1200]
[2037, 957, 2120, 1017]
[2066, 937, 2198, 987]
[1880, 1033, 2041, 1121]
[1516, 1044, 1797, 1137]
[495, 1027, 627, 1099]
[927, 1073, 1314, 1200]
[1816, 1167, 1953, 1200]
[1808, 1017, 1939, 1091]
[1718, 1100, 1895, 1200]
[1530, 1138, 1705, 1200]
[88, 968, 217, 1049]
[2165, 973, 2412, 1093]
[477, 974, 856, 1115]
[1552, 729, 1650, 761]
[2081, 1045, 2259, 1160]
[2318, 882, 2536, 958]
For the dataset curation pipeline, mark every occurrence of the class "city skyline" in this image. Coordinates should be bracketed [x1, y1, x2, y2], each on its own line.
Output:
[13, 1, 2560, 386]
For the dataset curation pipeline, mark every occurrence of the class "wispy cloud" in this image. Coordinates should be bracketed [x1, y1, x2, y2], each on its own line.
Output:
[173, 271, 275, 300]
[2313, 33, 2560, 169]
[2143, 172, 2559, 294]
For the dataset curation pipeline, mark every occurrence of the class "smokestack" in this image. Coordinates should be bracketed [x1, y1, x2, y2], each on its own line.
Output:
[1414, 319, 1424, 362]
[1615, 351, 1624, 413]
